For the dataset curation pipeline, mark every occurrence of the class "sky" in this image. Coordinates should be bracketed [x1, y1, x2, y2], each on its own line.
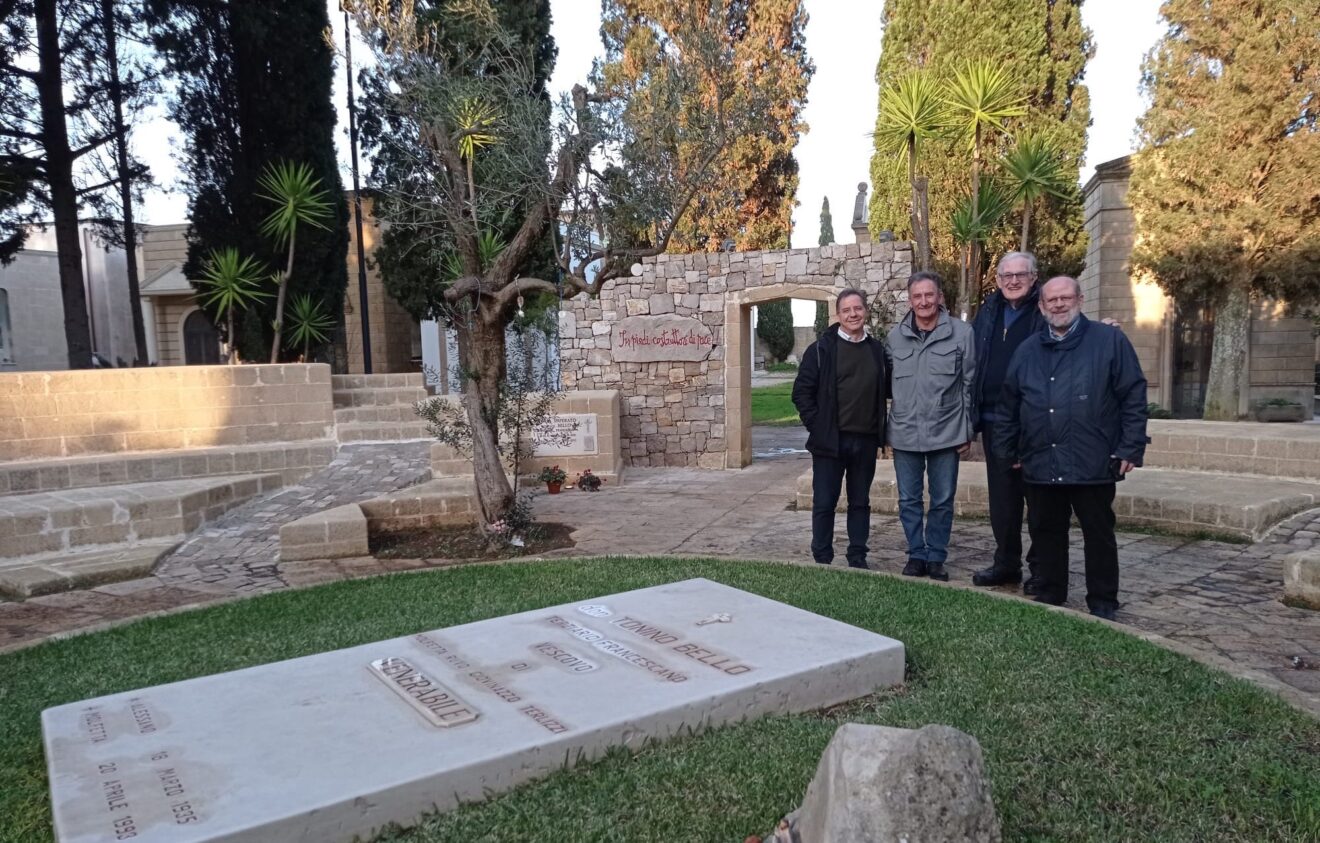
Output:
[137, 0, 1168, 256]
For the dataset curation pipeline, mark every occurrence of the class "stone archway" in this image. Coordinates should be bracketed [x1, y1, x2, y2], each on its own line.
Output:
[561, 242, 910, 469]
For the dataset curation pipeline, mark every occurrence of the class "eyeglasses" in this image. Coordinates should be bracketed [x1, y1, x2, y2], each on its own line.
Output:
[1043, 295, 1078, 306]
[997, 271, 1035, 282]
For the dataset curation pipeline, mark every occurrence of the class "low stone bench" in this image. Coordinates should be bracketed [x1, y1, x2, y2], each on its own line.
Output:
[278, 504, 369, 562]
[795, 462, 1320, 542]
[1145, 419, 1320, 481]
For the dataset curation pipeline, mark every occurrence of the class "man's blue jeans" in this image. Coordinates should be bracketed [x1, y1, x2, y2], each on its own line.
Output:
[892, 447, 960, 564]
[811, 432, 880, 565]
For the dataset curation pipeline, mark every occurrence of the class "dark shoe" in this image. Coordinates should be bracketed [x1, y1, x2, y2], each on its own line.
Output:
[1089, 605, 1118, 621]
[902, 559, 927, 577]
[814, 559, 831, 565]
[847, 559, 870, 570]
[972, 565, 1022, 587]
[1032, 593, 1065, 607]
[1023, 574, 1045, 596]
[926, 562, 949, 581]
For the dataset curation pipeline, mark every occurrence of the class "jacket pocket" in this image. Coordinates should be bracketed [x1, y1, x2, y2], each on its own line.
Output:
[891, 347, 916, 378]
[928, 345, 959, 377]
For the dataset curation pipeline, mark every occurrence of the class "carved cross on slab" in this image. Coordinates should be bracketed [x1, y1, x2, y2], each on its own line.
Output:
[696, 613, 731, 627]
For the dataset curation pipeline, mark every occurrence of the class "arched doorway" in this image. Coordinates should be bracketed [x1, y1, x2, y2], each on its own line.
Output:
[182, 309, 222, 365]
[726, 284, 839, 468]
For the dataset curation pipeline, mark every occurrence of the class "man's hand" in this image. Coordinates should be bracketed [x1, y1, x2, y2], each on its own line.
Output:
[1119, 459, 1135, 475]
[956, 441, 972, 458]
[1101, 317, 1122, 329]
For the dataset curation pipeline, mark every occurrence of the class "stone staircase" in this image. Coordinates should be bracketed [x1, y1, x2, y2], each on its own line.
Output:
[332, 374, 432, 443]
[0, 473, 283, 598]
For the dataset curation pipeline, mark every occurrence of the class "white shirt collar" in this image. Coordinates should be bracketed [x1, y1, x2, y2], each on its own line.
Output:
[837, 326, 867, 343]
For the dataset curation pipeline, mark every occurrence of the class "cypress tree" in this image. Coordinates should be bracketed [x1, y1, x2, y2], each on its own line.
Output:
[815, 196, 833, 333]
[757, 299, 795, 364]
[1129, 0, 1320, 420]
[867, 0, 1092, 289]
[147, 0, 348, 362]
[601, 0, 812, 252]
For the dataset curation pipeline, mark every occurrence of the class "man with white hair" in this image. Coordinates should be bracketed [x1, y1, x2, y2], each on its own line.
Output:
[991, 275, 1148, 620]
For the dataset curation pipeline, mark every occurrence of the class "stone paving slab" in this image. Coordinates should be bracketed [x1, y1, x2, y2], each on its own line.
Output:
[0, 540, 178, 599]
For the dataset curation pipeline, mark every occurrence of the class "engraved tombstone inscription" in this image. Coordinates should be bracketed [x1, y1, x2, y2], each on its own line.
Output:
[43, 578, 904, 843]
[533, 413, 598, 456]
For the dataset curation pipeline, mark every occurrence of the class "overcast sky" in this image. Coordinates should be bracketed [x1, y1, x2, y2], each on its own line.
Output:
[138, 0, 1167, 248]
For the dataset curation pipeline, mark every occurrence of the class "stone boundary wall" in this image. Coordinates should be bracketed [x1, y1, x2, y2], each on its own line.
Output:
[560, 243, 910, 468]
[0, 364, 335, 463]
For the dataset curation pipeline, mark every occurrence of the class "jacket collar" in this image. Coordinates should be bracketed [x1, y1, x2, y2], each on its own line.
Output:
[1039, 313, 1090, 349]
[899, 308, 952, 342]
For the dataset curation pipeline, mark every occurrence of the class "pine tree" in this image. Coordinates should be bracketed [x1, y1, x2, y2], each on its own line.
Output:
[867, 0, 1092, 292]
[600, 0, 813, 252]
[815, 196, 833, 333]
[1, 0, 152, 367]
[1129, 0, 1320, 420]
[147, 0, 348, 362]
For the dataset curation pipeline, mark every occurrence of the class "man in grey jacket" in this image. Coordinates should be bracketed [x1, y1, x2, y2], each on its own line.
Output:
[886, 271, 977, 581]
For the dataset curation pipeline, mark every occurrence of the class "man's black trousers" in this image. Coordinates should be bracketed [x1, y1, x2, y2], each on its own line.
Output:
[982, 421, 1038, 576]
[1024, 481, 1120, 612]
[811, 432, 880, 565]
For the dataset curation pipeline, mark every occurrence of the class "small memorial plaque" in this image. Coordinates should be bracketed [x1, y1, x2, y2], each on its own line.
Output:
[533, 413, 598, 456]
[611, 315, 713, 362]
[43, 578, 904, 843]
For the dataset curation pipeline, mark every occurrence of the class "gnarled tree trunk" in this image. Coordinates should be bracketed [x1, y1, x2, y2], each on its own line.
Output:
[1202, 283, 1249, 421]
[454, 302, 514, 523]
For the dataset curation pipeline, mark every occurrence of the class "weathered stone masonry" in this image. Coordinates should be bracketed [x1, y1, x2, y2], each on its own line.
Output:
[560, 242, 910, 469]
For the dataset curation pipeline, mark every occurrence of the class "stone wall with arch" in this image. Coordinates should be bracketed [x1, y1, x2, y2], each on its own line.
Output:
[560, 241, 912, 469]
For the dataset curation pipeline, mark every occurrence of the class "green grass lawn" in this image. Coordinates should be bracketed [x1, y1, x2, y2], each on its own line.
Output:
[751, 383, 800, 426]
[3, 558, 1319, 842]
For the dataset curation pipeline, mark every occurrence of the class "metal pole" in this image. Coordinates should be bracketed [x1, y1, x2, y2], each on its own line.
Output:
[343, 8, 373, 374]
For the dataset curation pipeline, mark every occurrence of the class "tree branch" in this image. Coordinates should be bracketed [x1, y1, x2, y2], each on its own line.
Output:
[69, 133, 115, 162]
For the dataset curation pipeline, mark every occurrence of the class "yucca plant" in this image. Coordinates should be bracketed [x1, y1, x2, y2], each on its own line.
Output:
[451, 97, 501, 216]
[944, 61, 1027, 308]
[1001, 134, 1075, 250]
[197, 248, 271, 364]
[951, 181, 1014, 311]
[256, 160, 333, 363]
[441, 230, 507, 281]
[285, 294, 335, 362]
[873, 70, 951, 271]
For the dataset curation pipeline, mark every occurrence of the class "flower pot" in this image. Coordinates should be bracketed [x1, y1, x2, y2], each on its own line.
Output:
[1254, 404, 1306, 423]
[546, 481, 563, 494]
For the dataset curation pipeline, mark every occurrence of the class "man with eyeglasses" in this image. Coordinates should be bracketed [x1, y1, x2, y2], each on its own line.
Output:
[991, 276, 1148, 620]
[968, 251, 1048, 594]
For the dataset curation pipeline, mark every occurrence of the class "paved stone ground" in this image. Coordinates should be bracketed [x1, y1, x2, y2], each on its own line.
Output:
[2, 429, 1319, 719]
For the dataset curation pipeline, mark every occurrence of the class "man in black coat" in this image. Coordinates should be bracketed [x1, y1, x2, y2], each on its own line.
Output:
[792, 289, 889, 569]
[992, 276, 1148, 621]
[969, 251, 1048, 593]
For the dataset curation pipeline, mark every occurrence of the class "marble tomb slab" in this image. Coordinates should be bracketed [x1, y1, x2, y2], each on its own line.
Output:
[43, 577, 905, 843]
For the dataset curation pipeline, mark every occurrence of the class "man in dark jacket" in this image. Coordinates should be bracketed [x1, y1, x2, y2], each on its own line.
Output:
[992, 276, 1148, 620]
[792, 288, 889, 569]
[969, 251, 1048, 593]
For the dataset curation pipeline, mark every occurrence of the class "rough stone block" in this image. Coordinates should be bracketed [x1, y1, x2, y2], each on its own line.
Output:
[794, 723, 1000, 843]
[1284, 552, 1320, 610]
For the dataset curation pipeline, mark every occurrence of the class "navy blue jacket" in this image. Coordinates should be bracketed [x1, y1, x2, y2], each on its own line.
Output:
[971, 287, 1046, 433]
[992, 315, 1148, 485]
[792, 327, 889, 458]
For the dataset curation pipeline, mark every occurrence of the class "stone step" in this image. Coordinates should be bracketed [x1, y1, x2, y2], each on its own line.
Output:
[331, 386, 429, 409]
[332, 404, 421, 425]
[794, 463, 1320, 542]
[0, 539, 178, 600]
[335, 421, 432, 444]
[1146, 419, 1320, 481]
[0, 441, 335, 495]
[0, 473, 283, 561]
[331, 373, 425, 390]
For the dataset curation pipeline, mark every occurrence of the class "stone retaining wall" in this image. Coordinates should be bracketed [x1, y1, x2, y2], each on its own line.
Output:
[561, 243, 910, 468]
[0, 364, 335, 462]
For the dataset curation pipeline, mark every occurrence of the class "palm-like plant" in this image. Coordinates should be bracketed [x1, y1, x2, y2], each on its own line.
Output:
[1001, 134, 1075, 250]
[451, 97, 501, 219]
[944, 61, 1027, 309]
[285, 294, 335, 362]
[951, 181, 1015, 310]
[873, 71, 951, 271]
[256, 160, 333, 363]
[197, 248, 271, 364]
